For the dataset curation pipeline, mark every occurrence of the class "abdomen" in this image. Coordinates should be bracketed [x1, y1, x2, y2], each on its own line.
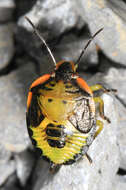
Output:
[30, 117, 92, 164]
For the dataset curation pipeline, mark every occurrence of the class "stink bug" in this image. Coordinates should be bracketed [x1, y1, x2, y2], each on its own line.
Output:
[26, 17, 115, 171]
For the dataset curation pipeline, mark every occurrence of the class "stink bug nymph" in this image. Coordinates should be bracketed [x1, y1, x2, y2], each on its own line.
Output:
[26, 17, 114, 171]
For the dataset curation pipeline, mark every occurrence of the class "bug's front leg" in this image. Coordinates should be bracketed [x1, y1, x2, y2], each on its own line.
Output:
[90, 84, 114, 123]
[90, 84, 117, 94]
[90, 83, 117, 123]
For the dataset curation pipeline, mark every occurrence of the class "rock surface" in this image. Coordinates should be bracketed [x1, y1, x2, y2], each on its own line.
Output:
[15, 150, 35, 186]
[112, 175, 126, 190]
[0, 160, 16, 186]
[80, 0, 126, 65]
[0, 0, 15, 22]
[19, 0, 84, 36]
[0, 23, 15, 69]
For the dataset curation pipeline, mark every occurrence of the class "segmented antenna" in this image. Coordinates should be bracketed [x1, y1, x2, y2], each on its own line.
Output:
[76, 28, 103, 65]
[25, 17, 57, 66]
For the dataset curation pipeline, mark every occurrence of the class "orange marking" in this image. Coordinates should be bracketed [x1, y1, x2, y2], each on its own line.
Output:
[27, 91, 32, 109]
[27, 74, 51, 109]
[76, 77, 93, 95]
[30, 74, 51, 89]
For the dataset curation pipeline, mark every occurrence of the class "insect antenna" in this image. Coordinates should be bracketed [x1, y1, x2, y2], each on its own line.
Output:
[25, 16, 57, 66]
[75, 28, 103, 66]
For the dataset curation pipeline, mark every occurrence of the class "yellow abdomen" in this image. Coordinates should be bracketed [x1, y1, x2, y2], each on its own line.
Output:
[30, 117, 88, 164]
[29, 80, 94, 164]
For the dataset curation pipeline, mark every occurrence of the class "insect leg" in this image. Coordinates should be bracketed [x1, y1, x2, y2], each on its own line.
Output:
[93, 97, 110, 123]
[90, 84, 117, 94]
[95, 120, 104, 138]
[50, 163, 61, 173]
[85, 153, 92, 163]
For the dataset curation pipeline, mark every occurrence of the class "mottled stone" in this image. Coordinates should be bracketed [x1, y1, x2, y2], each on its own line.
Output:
[0, 0, 15, 22]
[19, 0, 84, 36]
[112, 175, 126, 190]
[0, 160, 16, 186]
[0, 173, 20, 190]
[115, 99, 126, 170]
[16, 0, 91, 69]
[15, 0, 36, 19]
[15, 150, 35, 186]
[0, 62, 38, 154]
[79, 0, 126, 65]
[103, 68, 126, 105]
[31, 92, 119, 190]
[54, 34, 98, 69]
[0, 23, 15, 69]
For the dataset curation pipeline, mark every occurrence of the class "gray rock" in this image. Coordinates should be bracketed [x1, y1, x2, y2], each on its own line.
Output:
[115, 99, 126, 170]
[31, 89, 119, 190]
[112, 175, 126, 190]
[79, 0, 126, 65]
[16, 0, 96, 69]
[0, 143, 12, 163]
[0, 173, 20, 190]
[16, 29, 98, 71]
[15, 0, 36, 19]
[54, 34, 98, 69]
[0, 23, 15, 69]
[0, 160, 16, 186]
[0, 0, 15, 22]
[15, 150, 35, 186]
[19, 0, 84, 36]
[0, 62, 38, 154]
[103, 67, 126, 105]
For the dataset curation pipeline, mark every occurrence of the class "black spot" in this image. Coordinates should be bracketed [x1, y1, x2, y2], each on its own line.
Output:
[57, 125, 65, 129]
[49, 82, 55, 87]
[46, 124, 66, 137]
[62, 100, 67, 104]
[65, 85, 72, 88]
[48, 98, 53, 102]
[46, 124, 66, 148]
[46, 128, 62, 137]
[41, 86, 53, 91]
[32, 139, 37, 146]
[47, 139, 65, 148]
[53, 120, 58, 123]
[47, 123, 55, 128]
[98, 169, 102, 174]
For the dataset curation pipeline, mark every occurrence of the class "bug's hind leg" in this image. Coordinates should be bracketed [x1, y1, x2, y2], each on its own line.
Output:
[85, 153, 92, 163]
[93, 96, 110, 123]
[95, 120, 104, 138]
[50, 163, 61, 173]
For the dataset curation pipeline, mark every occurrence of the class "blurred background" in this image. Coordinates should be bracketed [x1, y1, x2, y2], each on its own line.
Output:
[0, 0, 126, 190]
